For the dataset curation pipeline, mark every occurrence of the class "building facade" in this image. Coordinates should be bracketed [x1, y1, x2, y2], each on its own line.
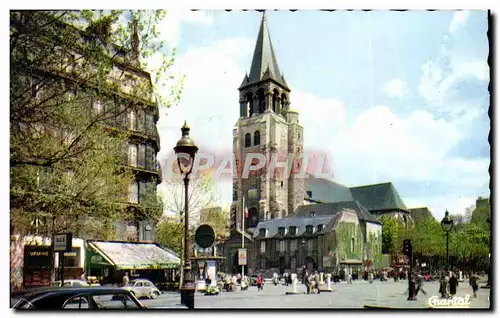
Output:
[230, 13, 305, 233]
[10, 11, 160, 242]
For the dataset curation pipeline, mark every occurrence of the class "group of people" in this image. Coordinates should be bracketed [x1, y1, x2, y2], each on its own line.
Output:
[220, 273, 252, 292]
[438, 271, 480, 299]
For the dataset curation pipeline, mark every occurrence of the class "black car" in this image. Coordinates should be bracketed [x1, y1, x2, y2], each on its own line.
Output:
[12, 287, 146, 310]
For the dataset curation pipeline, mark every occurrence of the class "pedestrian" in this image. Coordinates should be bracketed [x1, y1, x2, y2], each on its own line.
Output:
[449, 273, 458, 298]
[439, 273, 449, 298]
[305, 274, 312, 294]
[80, 272, 86, 282]
[256, 273, 264, 291]
[347, 273, 352, 284]
[314, 271, 321, 294]
[469, 272, 479, 298]
[416, 273, 427, 296]
[122, 273, 129, 286]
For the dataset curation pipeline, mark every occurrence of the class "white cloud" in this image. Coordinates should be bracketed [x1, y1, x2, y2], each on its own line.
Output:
[157, 10, 213, 48]
[449, 11, 470, 34]
[383, 78, 408, 98]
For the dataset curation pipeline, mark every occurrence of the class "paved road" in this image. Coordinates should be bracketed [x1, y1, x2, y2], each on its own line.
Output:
[139, 292, 182, 308]
[195, 280, 491, 309]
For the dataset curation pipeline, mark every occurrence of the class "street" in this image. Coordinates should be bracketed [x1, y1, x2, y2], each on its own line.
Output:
[195, 280, 491, 309]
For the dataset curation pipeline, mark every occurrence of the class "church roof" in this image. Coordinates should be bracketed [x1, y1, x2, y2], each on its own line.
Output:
[253, 215, 334, 239]
[294, 201, 381, 224]
[305, 177, 354, 203]
[350, 182, 407, 212]
[240, 12, 288, 90]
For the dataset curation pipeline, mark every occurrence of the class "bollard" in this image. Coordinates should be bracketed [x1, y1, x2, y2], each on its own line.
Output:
[325, 273, 332, 291]
[286, 273, 299, 295]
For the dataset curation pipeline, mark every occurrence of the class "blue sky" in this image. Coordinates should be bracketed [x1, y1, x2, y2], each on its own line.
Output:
[154, 10, 490, 221]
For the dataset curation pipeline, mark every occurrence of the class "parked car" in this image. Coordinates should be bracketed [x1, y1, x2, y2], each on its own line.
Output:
[52, 280, 89, 287]
[13, 287, 145, 310]
[123, 279, 161, 299]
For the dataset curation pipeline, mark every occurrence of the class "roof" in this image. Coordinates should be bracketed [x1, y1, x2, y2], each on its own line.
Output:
[252, 216, 334, 239]
[240, 12, 288, 90]
[408, 207, 434, 223]
[88, 241, 180, 270]
[350, 182, 407, 211]
[16, 287, 128, 300]
[305, 177, 355, 203]
[294, 201, 381, 224]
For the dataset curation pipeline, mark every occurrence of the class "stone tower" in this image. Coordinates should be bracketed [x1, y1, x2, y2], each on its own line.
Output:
[231, 12, 304, 231]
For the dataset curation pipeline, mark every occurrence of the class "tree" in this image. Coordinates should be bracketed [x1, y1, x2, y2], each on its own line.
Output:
[200, 207, 230, 241]
[155, 219, 184, 256]
[380, 216, 399, 255]
[10, 10, 181, 238]
[161, 173, 221, 229]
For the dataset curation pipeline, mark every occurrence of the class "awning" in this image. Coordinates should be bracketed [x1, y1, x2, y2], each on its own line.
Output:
[340, 259, 363, 265]
[88, 241, 181, 270]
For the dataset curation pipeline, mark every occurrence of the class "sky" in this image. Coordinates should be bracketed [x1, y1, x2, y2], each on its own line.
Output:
[152, 10, 490, 221]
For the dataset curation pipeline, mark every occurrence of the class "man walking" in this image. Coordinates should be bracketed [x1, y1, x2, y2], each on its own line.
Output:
[469, 272, 479, 298]
[314, 271, 321, 294]
[449, 273, 459, 298]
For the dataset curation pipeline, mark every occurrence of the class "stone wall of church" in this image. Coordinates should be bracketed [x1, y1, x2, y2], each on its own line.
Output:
[287, 112, 305, 215]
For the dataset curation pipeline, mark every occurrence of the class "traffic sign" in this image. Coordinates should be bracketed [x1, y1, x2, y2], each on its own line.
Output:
[195, 224, 215, 248]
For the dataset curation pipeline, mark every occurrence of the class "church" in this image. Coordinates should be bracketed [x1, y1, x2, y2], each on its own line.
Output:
[221, 13, 414, 277]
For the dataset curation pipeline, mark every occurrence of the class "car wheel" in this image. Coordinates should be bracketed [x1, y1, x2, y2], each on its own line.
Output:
[150, 291, 160, 299]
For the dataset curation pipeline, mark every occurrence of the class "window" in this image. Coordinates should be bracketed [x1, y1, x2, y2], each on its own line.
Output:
[306, 225, 314, 235]
[31, 75, 42, 98]
[289, 226, 297, 236]
[146, 113, 155, 135]
[128, 144, 138, 167]
[254, 130, 260, 146]
[93, 100, 103, 115]
[137, 109, 145, 132]
[281, 181, 284, 187]
[145, 144, 155, 170]
[306, 239, 313, 251]
[351, 237, 355, 253]
[317, 224, 324, 232]
[233, 188, 238, 201]
[128, 181, 139, 203]
[62, 296, 89, 309]
[91, 294, 141, 309]
[279, 240, 286, 253]
[260, 241, 266, 253]
[128, 109, 136, 130]
[259, 228, 266, 237]
[298, 132, 300, 139]
[278, 227, 285, 236]
[245, 133, 251, 147]
[310, 211, 316, 218]
[138, 144, 146, 168]
[290, 239, 298, 252]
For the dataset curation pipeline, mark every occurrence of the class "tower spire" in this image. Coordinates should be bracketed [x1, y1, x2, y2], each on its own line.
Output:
[240, 12, 288, 90]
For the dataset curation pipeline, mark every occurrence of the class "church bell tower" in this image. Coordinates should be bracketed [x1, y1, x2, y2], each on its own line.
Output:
[231, 12, 305, 231]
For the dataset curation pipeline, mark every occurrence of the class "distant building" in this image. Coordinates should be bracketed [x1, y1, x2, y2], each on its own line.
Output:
[408, 207, 434, 223]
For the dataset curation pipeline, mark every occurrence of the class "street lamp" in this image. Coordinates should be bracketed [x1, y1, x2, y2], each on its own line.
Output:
[440, 210, 454, 272]
[174, 121, 198, 309]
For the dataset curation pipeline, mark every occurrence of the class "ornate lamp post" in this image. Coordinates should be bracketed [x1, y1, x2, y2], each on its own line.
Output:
[440, 210, 454, 272]
[174, 121, 198, 309]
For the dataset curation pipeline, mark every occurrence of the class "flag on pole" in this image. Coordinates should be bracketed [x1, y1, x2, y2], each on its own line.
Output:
[244, 204, 249, 218]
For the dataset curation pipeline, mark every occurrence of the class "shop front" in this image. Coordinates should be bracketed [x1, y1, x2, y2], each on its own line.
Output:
[23, 246, 53, 289]
[54, 247, 84, 281]
[86, 240, 181, 287]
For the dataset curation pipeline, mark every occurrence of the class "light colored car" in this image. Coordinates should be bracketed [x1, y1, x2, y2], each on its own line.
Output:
[52, 280, 89, 287]
[123, 279, 161, 299]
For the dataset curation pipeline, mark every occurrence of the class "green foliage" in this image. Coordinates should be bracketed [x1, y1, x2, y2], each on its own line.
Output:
[156, 220, 184, 256]
[366, 232, 383, 269]
[380, 216, 399, 254]
[335, 221, 363, 260]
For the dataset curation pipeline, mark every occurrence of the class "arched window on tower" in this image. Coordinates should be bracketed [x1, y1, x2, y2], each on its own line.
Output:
[257, 88, 266, 114]
[245, 133, 251, 148]
[281, 93, 287, 111]
[254, 130, 260, 146]
[246, 92, 254, 117]
[272, 89, 279, 112]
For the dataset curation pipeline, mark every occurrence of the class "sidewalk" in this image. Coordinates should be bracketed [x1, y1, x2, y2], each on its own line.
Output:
[364, 281, 490, 309]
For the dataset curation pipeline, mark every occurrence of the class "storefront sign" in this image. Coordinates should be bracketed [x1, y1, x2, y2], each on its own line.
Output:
[238, 248, 247, 266]
[53, 233, 72, 252]
[24, 246, 53, 268]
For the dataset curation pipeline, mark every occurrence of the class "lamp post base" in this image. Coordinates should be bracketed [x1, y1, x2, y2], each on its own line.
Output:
[180, 286, 196, 309]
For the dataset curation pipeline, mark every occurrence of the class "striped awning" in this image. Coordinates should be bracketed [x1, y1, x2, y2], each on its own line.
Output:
[88, 241, 180, 270]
